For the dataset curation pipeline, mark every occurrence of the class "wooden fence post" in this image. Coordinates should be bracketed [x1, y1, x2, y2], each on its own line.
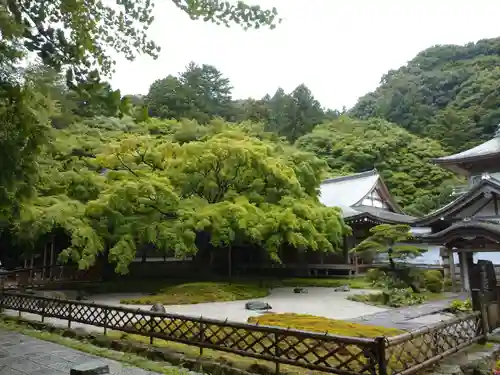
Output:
[67, 303, 73, 329]
[103, 307, 108, 336]
[41, 299, 46, 323]
[199, 320, 205, 355]
[375, 337, 387, 375]
[149, 315, 154, 345]
[272, 333, 280, 375]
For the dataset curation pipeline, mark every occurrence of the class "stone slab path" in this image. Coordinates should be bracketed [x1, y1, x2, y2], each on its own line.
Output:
[349, 294, 467, 330]
[0, 329, 179, 375]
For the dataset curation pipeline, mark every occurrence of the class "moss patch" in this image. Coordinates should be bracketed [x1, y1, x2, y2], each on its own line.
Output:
[120, 282, 269, 305]
[279, 277, 373, 290]
[348, 290, 447, 308]
[247, 313, 403, 337]
[119, 278, 374, 305]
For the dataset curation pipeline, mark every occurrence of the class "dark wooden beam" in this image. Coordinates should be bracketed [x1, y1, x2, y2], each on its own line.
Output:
[494, 193, 499, 215]
[469, 196, 494, 217]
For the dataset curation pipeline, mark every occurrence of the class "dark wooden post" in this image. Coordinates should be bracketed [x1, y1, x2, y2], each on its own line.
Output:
[199, 320, 205, 355]
[67, 303, 73, 329]
[375, 337, 387, 375]
[103, 307, 108, 336]
[272, 333, 281, 375]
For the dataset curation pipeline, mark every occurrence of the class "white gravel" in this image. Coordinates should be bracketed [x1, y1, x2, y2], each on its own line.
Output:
[89, 287, 387, 323]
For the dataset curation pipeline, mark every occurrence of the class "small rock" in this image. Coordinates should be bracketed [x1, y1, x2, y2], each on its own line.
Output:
[245, 301, 272, 311]
[334, 285, 350, 292]
[150, 303, 166, 313]
[70, 362, 110, 375]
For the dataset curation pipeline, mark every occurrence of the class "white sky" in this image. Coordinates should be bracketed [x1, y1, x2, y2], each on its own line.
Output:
[109, 0, 500, 111]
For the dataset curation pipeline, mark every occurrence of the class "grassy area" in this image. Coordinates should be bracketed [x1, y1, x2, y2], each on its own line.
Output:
[120, 281, 269, 305]
[107, 312, 402, 375]
[247, 313, 403, 337]
[1, 313, 487, 375]
[0, 318, 184, 375]
[348, 290, 447, 308]
[278, 277, 373, 289]
[118, 277, 374, 305]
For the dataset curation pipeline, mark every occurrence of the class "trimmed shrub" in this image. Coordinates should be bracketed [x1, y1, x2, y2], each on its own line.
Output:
[423, 270, 443, 293]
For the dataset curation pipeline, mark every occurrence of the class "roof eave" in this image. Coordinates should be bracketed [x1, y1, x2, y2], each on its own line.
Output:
[432, 151, 500, 166]
[413, 178, 500, 226]
[419, 226, 500, 245]
[344, 211, 413, 225]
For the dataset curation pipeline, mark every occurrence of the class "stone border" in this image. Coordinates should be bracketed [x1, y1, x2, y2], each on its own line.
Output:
[0, 315, 276, 375]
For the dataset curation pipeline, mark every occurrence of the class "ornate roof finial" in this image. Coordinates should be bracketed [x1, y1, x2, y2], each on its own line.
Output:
[495, 123, 500, 138]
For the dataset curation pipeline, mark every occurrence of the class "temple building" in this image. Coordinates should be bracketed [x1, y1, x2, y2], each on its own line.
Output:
[413, 128, 500, 291]
[317, 169, 415, 276]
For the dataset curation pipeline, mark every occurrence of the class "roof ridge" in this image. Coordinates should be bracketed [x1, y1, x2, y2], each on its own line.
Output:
[322, 169, 378, 184]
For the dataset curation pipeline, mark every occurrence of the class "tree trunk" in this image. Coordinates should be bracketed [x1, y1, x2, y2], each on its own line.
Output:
[209, 252, 214, 269]
[228, 245, 232, 278]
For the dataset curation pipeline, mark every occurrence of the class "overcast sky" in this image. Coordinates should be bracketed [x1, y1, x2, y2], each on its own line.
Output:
[109, 0, 500, 111]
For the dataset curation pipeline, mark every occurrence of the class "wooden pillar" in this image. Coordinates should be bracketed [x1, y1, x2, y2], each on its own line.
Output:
[466, 252, 474, 292]
[49, 241, 54, 279]
[449, 249, 457, 292]
[459, 251, 473, 292]
[342, 236, 349, 264]
[42, 245, 47, 280]
[29, 256, 34, 281]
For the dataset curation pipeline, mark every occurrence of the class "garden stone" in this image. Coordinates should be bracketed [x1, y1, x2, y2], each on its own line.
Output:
[150, 303, 166, 313]
[245, 301, 272, 311]
[334, 285, 350, 292]
[70, 362, 109, 375]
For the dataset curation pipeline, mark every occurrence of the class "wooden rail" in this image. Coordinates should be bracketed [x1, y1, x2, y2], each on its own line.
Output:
[0, 292, 485, 375]
[0, 265, 100, 290]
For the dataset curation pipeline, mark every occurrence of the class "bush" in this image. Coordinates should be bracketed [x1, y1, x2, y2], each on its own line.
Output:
[443, 276, 453, 291]
[449, 299, 472, 313]
[348, 288, 428, 308]
[366, 268, 386, 285]
[422, 270, 443, 293]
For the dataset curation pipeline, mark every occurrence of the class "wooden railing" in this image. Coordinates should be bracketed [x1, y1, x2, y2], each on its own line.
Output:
[0, 292, 485, 375]
[0, 265, 99, 290]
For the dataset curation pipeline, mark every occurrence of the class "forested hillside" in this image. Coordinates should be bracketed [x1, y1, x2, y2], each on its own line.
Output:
[295, 117, 459, 216]
[350, 37, 500, 152]
[2, 0, 498, 274]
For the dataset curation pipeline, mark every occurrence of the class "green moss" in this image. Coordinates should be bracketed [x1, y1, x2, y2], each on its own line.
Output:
[279, 277, 373, 289]
[118, 277, 374, 305]
[120, 282, 269, 305]
[247, 313, 403, 337]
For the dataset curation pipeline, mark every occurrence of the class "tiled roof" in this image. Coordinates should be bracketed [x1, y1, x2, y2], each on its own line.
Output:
[418, 219, 500, 244]
[319, 169, 414, 224]
[434, 137, 500, 164]
[319, 170, 379, 207]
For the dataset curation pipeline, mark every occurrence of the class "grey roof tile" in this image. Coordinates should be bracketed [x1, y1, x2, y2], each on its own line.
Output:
[319, 170, 379, 207]
[434, 137, 500, 164]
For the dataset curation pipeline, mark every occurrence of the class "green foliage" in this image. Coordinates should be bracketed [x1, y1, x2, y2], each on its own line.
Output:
[146, 63, 234, 123]
[350, 37, 500, 152]
[145, 70, 337, 143]
[422, 270, 444, 293]
[449, 299, 472, 313]
[12, 118, 348, 273]
[0, 0, 280, 223]
[295, 116, 460, 214]
[349, 289, 428, 308]
[351, 224, 425, 261]
[365, 268, 387, 286]
[120, 282, 269, 305]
